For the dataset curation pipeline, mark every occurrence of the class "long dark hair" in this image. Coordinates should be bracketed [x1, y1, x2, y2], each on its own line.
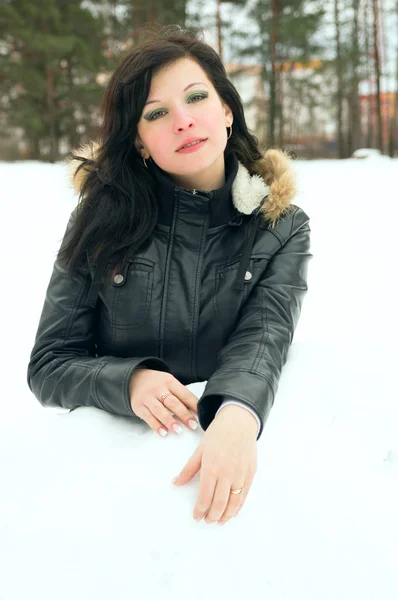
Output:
[60, 24, 264, 280]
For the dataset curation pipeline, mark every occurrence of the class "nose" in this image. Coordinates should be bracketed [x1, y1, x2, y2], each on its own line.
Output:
[173, 106, 195, 133]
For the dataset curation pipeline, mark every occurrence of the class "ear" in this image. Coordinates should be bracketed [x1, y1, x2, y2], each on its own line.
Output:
[223, 104, 233, 127]
[135, 136, 150, 160]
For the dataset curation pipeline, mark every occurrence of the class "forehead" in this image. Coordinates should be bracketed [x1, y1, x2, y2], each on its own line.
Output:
[149, 58, 212, 90]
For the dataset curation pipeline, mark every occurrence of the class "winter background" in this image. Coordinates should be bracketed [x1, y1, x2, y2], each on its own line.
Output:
[0, 155, 397, 600]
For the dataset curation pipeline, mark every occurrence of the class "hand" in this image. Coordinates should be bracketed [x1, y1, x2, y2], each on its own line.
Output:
[172, 405, 258, 525]
[129, 369, 199, 437]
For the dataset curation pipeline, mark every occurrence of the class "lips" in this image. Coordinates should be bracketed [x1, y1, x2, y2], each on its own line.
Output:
[176, 138, 207, 151]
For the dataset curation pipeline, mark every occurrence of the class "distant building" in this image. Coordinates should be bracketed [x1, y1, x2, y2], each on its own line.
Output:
[225, 59, 337, 157]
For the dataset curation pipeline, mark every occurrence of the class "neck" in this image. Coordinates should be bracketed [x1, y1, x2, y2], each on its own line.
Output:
[169, 155, 226, 192]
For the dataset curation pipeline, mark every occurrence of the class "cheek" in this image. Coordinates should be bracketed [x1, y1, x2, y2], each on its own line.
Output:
[143, 128, 170, 160]
[204, 107, 228, 141]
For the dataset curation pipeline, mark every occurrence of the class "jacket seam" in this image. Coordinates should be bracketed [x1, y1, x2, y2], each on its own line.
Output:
[43, 358, 69, 381]
[267, 206, 300, 245]
[43, 358, 95, 381]
[57, 270, 104, 403]
[191, 214, 208, 381]
[272, 208, 309, 254]
[42, 357, 104, 408]
[122, 362, 136, 415]
[266, 228, 284, 245]
[287, 207, 309, 240]
[289, 208, 296, 236]
[208, 368, 276, 395]
[159, 194, 179, 358]
[92, 361, 107, 410]
[62, 273, 90, 345]
[252, 293, 269, 371]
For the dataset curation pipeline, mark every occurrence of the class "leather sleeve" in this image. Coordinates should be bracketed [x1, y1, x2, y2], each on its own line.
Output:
[197, 207, 312, 441]
[27, 210, 171, 417]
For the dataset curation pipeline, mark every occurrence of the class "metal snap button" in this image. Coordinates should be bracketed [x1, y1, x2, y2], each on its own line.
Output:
[113, 274, 124, 284]
[244, 271, 252, 281]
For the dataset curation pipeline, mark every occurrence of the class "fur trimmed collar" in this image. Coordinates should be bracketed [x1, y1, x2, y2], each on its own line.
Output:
[67, 141, 297, 227]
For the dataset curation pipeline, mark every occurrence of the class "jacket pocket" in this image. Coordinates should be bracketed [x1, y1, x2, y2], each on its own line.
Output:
[213, 259, 251, 320]
[213, 257, 271, 321]
[104, 258, 155, 330]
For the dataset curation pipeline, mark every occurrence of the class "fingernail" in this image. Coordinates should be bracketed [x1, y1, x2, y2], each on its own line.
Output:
[159, 428, 168, 436]
[173, 424, 182, 434]
[172, 476, 179, 484]
[188, 419, 198, 430]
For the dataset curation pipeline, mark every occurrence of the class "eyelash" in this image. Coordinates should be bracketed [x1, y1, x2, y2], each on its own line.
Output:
[147, 93, 208, 121]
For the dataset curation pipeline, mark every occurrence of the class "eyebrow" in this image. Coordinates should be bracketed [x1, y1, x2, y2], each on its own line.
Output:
[144, 82, 209, 107]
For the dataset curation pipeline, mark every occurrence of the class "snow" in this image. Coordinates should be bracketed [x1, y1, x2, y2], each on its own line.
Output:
[0, 156, 397, 600]
[351, 148, 392, 160]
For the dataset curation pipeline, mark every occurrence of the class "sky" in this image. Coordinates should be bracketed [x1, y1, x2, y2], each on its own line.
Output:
[0, 154, 397, 599]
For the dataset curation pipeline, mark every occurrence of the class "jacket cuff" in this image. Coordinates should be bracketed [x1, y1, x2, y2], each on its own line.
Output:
[216, 398, 261, 438]
[95, 357, 171, 418]
[198, 371, 274, 440]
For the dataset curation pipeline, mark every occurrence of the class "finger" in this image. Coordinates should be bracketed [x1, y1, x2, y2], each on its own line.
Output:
[169, 379, 199, 414]
[137, 405, 170, 437]
[174, 447, 202, 486]
[217, 485, 245, 524]
[219, 470, 255, 524]
[161, 393, 199, 431]
[193, 470, 218, 521]
[205, 478, 240, 523]
[146, 396, 187, 435]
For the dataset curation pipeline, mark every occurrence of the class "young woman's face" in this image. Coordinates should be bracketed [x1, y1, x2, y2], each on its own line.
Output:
[136, 58, 233, 188]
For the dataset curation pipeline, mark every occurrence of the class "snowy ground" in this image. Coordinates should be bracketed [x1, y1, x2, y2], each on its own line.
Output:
[0, 156, 397, 600]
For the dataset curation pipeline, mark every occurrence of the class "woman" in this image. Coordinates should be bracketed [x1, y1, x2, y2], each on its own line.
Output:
[27, 26, 312, 525]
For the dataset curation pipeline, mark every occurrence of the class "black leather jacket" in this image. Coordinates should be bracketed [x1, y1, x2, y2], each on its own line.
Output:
[27, 148, 312, 440]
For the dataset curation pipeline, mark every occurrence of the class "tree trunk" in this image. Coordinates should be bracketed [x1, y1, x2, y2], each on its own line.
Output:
[348, 0, 361, 155]
[278, 68, 284, 147]
[269, 0, 279, 147]
[67, 60, 79, 150]
[372, 0, 383, 152]
[132, 0, 145, 43]
[216, 0, 223, 61]
[334, 0, 345, 158]
[30, 138, 41, 161]
[388, 0, 398, 156]
[364, 0, 374, 147]
[46, 64, 58, 162]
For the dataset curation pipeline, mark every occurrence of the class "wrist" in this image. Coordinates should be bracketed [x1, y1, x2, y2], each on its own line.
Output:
[216, 404, 258, 434]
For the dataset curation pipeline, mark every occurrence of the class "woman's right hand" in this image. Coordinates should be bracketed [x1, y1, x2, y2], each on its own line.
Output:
[129, 368, 200, 437]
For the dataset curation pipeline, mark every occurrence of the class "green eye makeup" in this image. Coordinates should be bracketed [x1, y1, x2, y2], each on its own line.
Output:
[144, 92, 208, 121]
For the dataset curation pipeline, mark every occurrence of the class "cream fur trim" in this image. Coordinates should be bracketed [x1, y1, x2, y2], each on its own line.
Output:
[232, 162, 270, 215]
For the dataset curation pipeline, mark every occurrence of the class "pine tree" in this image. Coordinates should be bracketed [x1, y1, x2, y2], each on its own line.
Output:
[0, 0, 109, 160]
[225, 0, 325, 148]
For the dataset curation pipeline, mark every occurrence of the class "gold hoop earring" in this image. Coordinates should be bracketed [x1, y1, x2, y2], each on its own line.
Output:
[227, 124, 233, 140]
[143, 157, 148, 168]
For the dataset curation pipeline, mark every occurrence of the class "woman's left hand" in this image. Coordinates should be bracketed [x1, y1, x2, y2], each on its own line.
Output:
[171, 405, 258, 525]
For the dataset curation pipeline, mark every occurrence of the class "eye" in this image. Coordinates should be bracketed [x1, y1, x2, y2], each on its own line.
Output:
[188, 93, 208, 103]
[146, 93, 208, 122]
[148, 109, 167, 121]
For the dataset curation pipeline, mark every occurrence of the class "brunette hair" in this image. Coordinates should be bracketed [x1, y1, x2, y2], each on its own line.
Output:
[60, 24, 263, 279]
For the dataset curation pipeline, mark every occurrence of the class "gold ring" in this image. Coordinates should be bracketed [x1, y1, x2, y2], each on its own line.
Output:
[230, 488, 244, 495]
[159, 391, 172, 404]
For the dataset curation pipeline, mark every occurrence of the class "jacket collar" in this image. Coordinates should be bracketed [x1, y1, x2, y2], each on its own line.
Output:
[149, 151, 240, 228]
[68, 141, 297, 228]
